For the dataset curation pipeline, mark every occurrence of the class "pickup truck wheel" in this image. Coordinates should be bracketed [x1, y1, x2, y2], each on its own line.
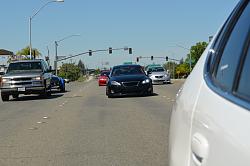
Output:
[1, 93, 9, 102]
[46, 90, 51, 96]
[40, 88, 51, 98]
[12, 94, 19, 99]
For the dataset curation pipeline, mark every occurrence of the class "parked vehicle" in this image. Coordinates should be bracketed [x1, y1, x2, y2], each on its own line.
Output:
[0, 59, 52, 101]
[98, 70, 110, 86]
[146, 65, 171, 84]
[51, 75, 65, 92]
[106, 64, 153, 98]
[169, 1, 250, 166]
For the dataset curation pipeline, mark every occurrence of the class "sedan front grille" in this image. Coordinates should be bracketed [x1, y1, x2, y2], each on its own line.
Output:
[122, 81, 139, 87]
[155, 75, 163, 78]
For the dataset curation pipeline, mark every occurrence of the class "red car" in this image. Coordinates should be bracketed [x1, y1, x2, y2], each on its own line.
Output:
[98, 70, 110, 86]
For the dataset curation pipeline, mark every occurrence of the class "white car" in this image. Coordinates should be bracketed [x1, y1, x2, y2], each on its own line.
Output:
[169, 0, 250, 166]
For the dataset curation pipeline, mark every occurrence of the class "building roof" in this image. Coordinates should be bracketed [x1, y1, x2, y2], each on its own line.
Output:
[0, 49, 13, 55]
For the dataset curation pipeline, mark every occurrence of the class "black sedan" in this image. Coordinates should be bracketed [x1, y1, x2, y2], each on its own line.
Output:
[106, 64, 153, 98]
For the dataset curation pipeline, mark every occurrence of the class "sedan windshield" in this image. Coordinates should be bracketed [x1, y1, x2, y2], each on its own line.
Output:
[112, 66, 144, 76]
[7, 62, 42, 73]
[101, 71, 110, 76]
[149, 67, 165, 72]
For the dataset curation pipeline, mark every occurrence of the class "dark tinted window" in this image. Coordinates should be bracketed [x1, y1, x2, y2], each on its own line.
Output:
[42, 60, 48, 71]
[215, 2, 250, 91]
[7, 62, 43, 73]
[112, 66, 144, 76]
[101, 71, 110, 76]
[237, 45, 250, 99]
[151, 67, 165, 72]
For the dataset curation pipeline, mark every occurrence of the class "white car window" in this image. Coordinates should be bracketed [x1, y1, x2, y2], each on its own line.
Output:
[215, 2, 250, 91]
[237, 45, 250, 100]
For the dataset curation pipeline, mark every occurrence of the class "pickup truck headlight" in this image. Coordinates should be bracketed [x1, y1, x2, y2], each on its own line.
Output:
[2, 78, 10, 83]
[142, 79, 150, 84]
[111, 81, 121, 86]
[33, 76, 42, 80]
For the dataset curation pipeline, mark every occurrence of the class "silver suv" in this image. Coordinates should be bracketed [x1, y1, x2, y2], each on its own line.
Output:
[0, 59, 52, 101]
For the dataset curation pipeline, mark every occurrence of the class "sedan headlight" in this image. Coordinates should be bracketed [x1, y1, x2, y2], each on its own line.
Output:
[164, 74, 168, 77]
[111, 81, 121, 86]
[142, 79, 150, 84]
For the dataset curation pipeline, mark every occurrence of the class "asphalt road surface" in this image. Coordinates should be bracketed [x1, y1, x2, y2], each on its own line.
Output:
[0, 79, 184, 166]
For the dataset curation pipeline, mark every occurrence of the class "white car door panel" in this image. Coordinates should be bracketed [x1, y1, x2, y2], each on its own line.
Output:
[190, 82, 250, 166]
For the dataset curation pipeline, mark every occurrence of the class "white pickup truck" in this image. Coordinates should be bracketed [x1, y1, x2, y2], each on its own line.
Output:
[0, 59, 52, 101]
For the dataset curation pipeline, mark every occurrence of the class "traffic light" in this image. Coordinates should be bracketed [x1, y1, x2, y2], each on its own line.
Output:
[136, 57, 139, 62]
[109, 47, 112, 54]
[129, 48, 132, 54]
[89, 50, 92, 56]
[166, 56, 168, 61]
[151, 56, 153, 60]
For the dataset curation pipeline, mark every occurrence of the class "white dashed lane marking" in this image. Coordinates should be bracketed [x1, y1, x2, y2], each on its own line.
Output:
[37, 121, 46, 124]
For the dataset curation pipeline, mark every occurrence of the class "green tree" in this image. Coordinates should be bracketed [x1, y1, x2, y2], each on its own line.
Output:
[94, 68, 101, 75]
[77, 59, 86, 75]
[16, 46, 41, 59]
[163, 61, 178, 78]
[185, 41, 208, 69]
[175, 63, 189, 78]
[58, 63, 81, 81]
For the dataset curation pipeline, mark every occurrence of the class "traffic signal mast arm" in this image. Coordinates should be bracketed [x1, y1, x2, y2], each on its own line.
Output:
[56, 47, 132, 62]
[137, 56, 181, 62]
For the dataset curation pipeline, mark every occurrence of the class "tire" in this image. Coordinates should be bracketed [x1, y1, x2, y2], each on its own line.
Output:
[106, 87, 113, 98]
[60, 84, 65, 92]
[12, 94, 19, 99]
[41, 87, 51, 98]
[147, 86, 153, 96]
[1, 93, 9, 102]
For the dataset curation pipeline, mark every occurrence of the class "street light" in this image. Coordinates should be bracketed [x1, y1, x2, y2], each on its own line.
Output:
[29, 0, 64, 59]
[54, 34, 80, 75]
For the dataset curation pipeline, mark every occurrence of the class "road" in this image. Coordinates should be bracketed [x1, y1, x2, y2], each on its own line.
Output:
[0, 79, 184, 166]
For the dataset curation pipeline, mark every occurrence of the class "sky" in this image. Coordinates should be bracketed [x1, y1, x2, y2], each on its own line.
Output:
[0, 0, 239, 69]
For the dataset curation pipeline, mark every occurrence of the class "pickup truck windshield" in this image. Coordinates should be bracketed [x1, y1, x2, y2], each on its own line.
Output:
[7, 62, 42, 73]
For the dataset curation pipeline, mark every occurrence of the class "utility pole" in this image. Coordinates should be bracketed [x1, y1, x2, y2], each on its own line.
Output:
[54, 41, 58, 75]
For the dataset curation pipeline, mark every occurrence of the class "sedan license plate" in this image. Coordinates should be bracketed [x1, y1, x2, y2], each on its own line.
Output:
[18, 87, 26, 92]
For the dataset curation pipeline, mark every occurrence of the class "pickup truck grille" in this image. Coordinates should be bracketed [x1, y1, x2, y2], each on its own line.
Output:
[12, 82, 32, 85]
[11, 77, 32, 81]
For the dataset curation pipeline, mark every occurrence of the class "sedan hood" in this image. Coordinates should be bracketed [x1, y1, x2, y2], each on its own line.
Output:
[110, 75, 148, 82]
[149, 71, 167, 76]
